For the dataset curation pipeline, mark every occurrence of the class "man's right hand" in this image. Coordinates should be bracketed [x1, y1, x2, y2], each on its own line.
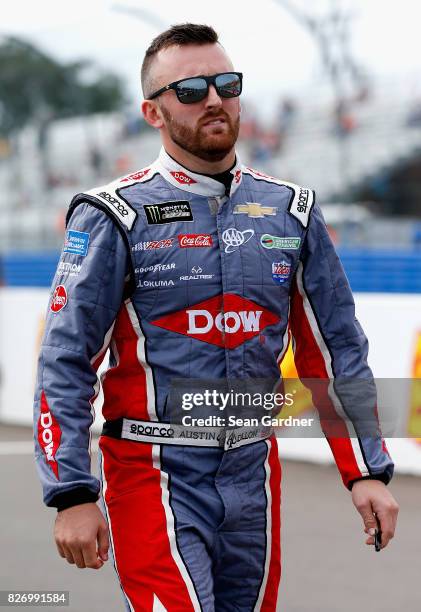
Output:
[54, 503, 109, 569]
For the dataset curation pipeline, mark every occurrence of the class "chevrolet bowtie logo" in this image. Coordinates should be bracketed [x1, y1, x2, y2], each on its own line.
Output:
[233, 203, 277, 218]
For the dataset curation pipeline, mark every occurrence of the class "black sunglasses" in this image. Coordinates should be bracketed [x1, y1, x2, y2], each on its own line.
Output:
[148, 72, 243, 104]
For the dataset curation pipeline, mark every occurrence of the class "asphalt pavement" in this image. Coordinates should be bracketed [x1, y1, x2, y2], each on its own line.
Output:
[0, 425, 419, 612]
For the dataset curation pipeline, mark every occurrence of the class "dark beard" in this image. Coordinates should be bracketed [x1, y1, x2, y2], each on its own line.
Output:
[160, 105, 240, 162]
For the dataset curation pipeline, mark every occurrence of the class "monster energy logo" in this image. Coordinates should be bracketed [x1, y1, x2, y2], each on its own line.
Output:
[144, 201, 193, 225]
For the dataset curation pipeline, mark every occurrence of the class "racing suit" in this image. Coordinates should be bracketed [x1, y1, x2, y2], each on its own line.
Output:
[34, 148, 394, 612]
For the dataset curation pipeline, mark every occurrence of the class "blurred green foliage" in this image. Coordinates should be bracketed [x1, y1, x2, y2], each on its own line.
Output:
[0, 36, 127, 137]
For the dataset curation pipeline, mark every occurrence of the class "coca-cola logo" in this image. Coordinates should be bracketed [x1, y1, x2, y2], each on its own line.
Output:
[51, 285, 68, 313]
[37, 391, 61, 479]
[170, 171, 197, 185]
[151, 294, 280, 349]
[178, 234, 213, 248]
[120, 168, 150, 182]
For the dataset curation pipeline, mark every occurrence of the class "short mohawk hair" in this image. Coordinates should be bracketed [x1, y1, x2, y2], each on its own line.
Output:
[141, 23, 219, 97]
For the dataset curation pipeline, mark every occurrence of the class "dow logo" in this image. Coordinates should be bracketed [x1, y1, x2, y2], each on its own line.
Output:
[151, 293, 280, 348]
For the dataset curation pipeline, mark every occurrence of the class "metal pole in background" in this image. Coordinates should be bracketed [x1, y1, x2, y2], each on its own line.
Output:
[273, 0, 366, 190]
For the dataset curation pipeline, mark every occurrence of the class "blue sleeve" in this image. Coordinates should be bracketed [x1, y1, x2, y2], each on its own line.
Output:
[33, 203, 129, 508]
[290, 202, 394, 489]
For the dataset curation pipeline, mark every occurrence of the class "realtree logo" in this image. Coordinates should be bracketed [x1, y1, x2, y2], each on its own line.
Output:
[151, 294, 280, 348]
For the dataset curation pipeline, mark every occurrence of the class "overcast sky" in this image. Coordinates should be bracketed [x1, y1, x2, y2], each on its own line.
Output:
[2, 0, 421, 114]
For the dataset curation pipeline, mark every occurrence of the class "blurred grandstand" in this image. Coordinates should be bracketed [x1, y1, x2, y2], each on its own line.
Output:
[1, 85, 421, 291]
[1, 0, 421, 292]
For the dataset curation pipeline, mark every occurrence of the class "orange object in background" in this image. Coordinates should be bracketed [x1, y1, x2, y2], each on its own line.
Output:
[278, 336, 314, 420]
[407, 331, 421, 444]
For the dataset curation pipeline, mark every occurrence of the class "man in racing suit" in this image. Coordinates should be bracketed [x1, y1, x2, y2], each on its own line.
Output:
[34, 23, 398, 612]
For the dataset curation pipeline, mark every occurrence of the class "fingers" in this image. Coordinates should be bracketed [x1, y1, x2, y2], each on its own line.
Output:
[55, 536, 100, 569]
[81, 538, 104, 570]
[97, 523, 110, 562]
[53, 503, 108, 569]
[55, 540, 66, 559]
[354, 487, 399, 549]
[60, 543, 77, 566]
[55, 530, 106, 569]
[363, 525, 376, 547]
[355, 499, 377, 537]
[69, 545, 86, 569]
[376, 501, 399, 549]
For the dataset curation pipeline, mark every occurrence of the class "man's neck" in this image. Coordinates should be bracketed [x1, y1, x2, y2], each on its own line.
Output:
[162, 139, 236, 175]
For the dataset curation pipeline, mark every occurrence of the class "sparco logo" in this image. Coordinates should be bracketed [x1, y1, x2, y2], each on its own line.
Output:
[170, 171, 197, 185]
[130, 424, 175, 438]
[97, 191, 129, 217]
[178, 234, 213, 248]
[222, 228, 254, 253]
[151, 294, 280, 349]
[297, 188, 309, 213]
[51, 285, 67, 313]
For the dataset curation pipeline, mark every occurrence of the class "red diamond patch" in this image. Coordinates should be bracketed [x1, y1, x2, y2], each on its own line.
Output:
[151, 293, 280, 348]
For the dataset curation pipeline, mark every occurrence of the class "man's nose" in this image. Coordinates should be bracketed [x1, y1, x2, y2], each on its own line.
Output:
[205, 84, 222, 108]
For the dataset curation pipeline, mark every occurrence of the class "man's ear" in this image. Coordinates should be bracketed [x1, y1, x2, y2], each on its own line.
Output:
[141, 100, 164, 129]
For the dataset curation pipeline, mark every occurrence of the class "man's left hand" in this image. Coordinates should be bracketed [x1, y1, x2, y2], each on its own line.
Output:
[351, 479, 399, 550]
